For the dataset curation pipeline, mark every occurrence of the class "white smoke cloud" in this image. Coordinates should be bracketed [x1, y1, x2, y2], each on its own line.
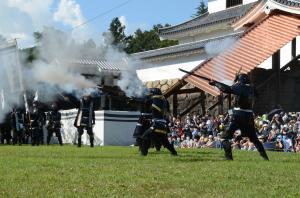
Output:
[32, 60, 96, 91]
[119, 16, 127, 27]
[204, 36, 238, 83]
[0, 0, 147, 122]
[116, 58, 147, 98]
[0, 0, 87, 47]
[7, 0, 54, 28]
[53, 0, 85, 27]
[205, 37, 237, 56]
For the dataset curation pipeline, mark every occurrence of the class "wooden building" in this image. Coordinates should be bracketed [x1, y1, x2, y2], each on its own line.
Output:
[133, 0, 300, 116]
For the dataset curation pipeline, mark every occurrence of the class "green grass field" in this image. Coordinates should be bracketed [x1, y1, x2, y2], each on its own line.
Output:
[0, 145, 299, 197]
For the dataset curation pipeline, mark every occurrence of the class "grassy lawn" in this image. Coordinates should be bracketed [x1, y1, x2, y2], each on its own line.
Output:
[0, 145, 299, 197]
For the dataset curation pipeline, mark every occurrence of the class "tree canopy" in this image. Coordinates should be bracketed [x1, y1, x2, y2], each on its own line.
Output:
[193, 0, 208, 17]
[106, 17, 178, 54]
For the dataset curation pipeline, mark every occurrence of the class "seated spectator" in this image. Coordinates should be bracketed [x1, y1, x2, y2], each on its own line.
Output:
[183, 126, 192, 139]
[259, 123, 270, 137]
[282, 135, 293, 152]
[205, 135, 216, 148]
[295, 135, 300, 152]
[191, 128, 199, 139]
[215, 135, 222, 148]
[173, 137, 181, 148]
[275, 136, 284, 151]
[271, 114, 283, 129]
[197, 135, 206, 148]
[267, 125, 278, 142]
[240, 138, 255, 151]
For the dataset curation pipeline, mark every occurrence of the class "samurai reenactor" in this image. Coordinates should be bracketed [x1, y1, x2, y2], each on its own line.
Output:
[209, 73, 269, 160]
[30, 101, 46, 146]
[0, 114, 12, 144]
[140, 88, 177, 156]
[74, 94, 95, 147]
[46, 103, 63, 146]
[11, 107, 25, 145]
[131, 92, 153, 151]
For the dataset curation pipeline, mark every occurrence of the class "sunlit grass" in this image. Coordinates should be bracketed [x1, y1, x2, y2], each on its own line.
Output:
[0, 145, 299, 197]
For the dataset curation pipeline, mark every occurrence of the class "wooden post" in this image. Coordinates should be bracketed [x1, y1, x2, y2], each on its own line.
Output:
[292, 38, 296, 58]
[228, 93, 232, 110]
[200, 91, 206, 116]
[272, 50, 281, 106]
[218, 92, 224, 115]
[172, 94, 178, 117]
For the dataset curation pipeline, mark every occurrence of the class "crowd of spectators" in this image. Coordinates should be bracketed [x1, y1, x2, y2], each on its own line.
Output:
[167, 111, 300, 152]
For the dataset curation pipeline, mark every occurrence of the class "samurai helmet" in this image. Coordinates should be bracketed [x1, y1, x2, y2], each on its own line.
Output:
[237, 73, 250, 84]
[149, 88, 162, 95]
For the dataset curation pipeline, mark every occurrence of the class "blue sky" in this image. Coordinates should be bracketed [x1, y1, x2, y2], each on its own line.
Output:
[0, 0, 207, 48]
[74, 0, 205, 34]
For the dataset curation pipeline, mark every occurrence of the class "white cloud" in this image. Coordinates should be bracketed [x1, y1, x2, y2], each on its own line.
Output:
[0, 0, 88, 48]
[53, 0, 85, 28]
[118, 16, 150, 35]
[0, 0, 54, 47]
[119, 16, 128, 34]
[9, 32, 29, 40]
[119, 16, 127, 28]
[7, 0, 54, 28]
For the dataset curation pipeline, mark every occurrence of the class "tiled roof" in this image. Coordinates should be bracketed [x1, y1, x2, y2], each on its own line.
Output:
[272, 0, 300, 7]
[131, 32, 242, 60]
[0, 40, 17, 52]
[159, 2, 257, 36]
[65, 59, 124, 73]
[184, 13, 300, 96]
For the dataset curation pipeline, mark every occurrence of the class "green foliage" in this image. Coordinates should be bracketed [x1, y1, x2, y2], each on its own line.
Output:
[21, 47, 39, 64]
[108, 17, 126, 48]
[193, 0, 208, 17]
[0, 146, 300, 197]
[105, 17, 177, 54]
[33, 31, 43, 43]
[125, 24, 178, 54]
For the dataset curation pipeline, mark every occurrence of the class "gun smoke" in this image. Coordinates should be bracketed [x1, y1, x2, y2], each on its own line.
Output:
[204, 36, 237, 86]
[0, 28, 146, 122]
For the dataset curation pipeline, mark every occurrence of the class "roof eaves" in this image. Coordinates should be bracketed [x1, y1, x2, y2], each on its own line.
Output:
[132, 32, 243, 59]
[159, 3, 257, 36]
[158, 12, 209, 34]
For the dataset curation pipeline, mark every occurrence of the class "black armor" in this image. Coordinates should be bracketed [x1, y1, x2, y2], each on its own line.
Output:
[29, 102, 46, 146]
[46, 104, 63, 145]
[0, 114, 12, 144]
[210, 74, 269, 160]
[11, 108, 25, 145]
[140, 88, 177, 156]
[74, 96, 95, 147]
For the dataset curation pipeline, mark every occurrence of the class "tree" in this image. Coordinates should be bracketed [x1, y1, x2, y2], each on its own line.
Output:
[108, 17, 126, 48]
[193, 0, 208, 17]
[125, 24, 178, 54]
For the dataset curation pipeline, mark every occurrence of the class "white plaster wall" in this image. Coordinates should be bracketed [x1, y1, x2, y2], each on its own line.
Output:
[297, 36, 300, 56]
[137, 60, 204, 82]
[243, 0, 259, 4]
[60, 110, 139, 146]
[257, 37, 299, 70]
[208, 0, 226, 13]
[208, 0, 258, 14]
[257, 56, 272, 70]
[101, 111, 139, 146]
[280, 41, 292, 68]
